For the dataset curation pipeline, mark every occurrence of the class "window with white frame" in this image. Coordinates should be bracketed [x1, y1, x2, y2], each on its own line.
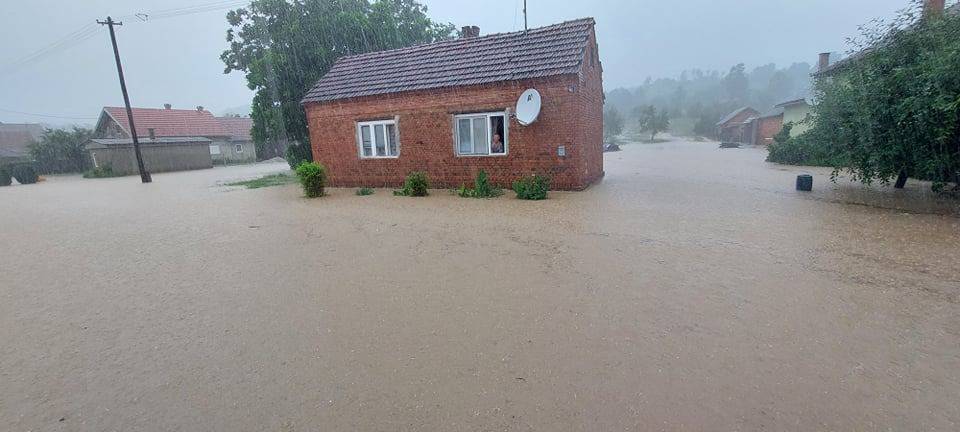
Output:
[235, 143, 244, 153]
[357, 119, 399, 158]
[455, 112, 507, 156]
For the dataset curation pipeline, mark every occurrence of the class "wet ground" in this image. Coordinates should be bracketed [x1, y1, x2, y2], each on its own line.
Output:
[2, 140, 958, 431]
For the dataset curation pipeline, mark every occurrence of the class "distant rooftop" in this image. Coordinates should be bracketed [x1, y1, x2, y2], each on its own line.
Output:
[99, 106, 229, 138]
[0, 123, 44, 158]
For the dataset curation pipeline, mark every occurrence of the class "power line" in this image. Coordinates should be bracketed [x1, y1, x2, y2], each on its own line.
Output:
[0, 0, 249, 74]
[0, 107, 98, 120]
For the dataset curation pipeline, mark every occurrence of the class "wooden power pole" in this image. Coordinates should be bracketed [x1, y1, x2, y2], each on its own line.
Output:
[97, 16, 151, 183]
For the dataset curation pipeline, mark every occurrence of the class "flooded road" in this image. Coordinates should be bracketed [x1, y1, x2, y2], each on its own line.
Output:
[2, 141, 958, 431]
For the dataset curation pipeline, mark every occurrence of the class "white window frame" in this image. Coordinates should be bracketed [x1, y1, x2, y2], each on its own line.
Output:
[454, 111, 508, 157]
[357, 119, 399, 159]
[209, 144, 221, 155]
[235, 143, 243, 153]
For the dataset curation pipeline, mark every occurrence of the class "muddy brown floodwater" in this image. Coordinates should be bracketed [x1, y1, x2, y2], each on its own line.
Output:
[2, 140, 959, 431]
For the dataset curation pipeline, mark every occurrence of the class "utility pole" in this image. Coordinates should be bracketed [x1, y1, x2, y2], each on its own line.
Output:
[523, 0, 528, 33]
[97, 16, 151, 183]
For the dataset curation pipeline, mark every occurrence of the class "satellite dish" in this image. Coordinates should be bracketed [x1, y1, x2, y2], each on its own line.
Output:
[515, 89, 541, 126]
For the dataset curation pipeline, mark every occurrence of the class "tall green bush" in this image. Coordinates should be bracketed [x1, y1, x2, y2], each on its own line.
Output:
[0, 167, 11, 186]
[28, 127, 93, 174]
[295, 161, 327, 198]
[803, 6, 960, 189]
[512, 174, 550, 200]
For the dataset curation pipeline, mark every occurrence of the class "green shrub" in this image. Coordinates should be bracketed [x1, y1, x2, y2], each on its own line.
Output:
[11, 164, 39, 184]
[0, 167, 11, 186]
[457, 169, 503, 198]
[394, 171, 429, 196]
[83, 165, 119, 179]
[766, 126, 842, 168]
[356, 187, 374, 196]
[512, 174, 550, 200]
[295, 161, 327, 198]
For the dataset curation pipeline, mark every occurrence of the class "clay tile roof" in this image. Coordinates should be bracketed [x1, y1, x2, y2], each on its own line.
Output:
[215, 116, 253, 141]
[101, 107, 229, 138]
[302, 17, 596, 103]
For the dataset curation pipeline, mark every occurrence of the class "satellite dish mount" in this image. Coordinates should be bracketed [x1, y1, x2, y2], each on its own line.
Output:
[515, 89, 542, 126]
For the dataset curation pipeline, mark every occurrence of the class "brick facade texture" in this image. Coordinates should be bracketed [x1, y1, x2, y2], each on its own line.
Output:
[755, 114, 784, 146]
[304, 35, 604, 191]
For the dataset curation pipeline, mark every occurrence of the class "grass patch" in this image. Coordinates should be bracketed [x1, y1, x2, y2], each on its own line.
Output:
[227, 172, 297, 189]
[356, 187, 374, 196]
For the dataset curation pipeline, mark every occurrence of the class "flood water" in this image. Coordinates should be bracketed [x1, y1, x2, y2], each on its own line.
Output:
[1, 140, 958, 430]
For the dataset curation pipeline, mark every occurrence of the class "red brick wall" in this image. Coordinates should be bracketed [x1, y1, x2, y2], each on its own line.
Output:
[756, 114, 783, 145]
[303, 33, 604, 191]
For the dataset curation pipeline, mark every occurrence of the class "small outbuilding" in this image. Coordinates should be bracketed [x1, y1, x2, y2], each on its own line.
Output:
[301, 18, 604, 190]
[715, 107, 759, 144]
[86, 137, 213, 176]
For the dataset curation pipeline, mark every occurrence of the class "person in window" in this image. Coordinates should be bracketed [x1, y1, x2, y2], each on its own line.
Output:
[491, 133, 505, 154]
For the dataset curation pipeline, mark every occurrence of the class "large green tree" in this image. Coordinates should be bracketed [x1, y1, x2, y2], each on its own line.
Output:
[28, 127, 93, 174]
[801, 2, 960, 190]
[221, 0, 455, 166]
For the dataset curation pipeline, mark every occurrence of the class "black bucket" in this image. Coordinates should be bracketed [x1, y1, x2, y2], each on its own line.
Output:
[796, 174, 813, 191]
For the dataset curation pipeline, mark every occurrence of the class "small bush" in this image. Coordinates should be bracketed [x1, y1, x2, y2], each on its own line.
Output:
[83, 165, 119, 179]
[457, 169, 503, 198]
[394, 171, 429, 196]
[11, 164, 39, 184]
[295, 161, 327, 198]
[0, 167, 11, 186]
[356, 187, 374, 196]
[512, 174, 550, 200]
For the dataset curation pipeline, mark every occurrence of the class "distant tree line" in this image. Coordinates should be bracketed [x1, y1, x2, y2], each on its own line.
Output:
[769, 2, 960, 191]
[604, 62, 813, 140]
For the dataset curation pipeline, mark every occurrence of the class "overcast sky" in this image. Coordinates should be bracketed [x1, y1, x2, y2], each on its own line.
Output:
[0, 0, 930, 126]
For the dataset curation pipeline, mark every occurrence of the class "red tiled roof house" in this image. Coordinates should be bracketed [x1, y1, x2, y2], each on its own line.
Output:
[301, 18, 604, 190]
[94, 105, 257, 165]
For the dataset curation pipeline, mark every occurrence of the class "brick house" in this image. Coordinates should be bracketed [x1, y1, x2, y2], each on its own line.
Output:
[715, 107, 759, 143]
[301, 18, 604, 190]
[94, 105, 257, 164]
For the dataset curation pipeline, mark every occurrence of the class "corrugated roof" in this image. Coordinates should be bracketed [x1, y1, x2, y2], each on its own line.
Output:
[215, 116, 253, 141]
[302, 18, 596, 103]
[100, 107, 229, 138]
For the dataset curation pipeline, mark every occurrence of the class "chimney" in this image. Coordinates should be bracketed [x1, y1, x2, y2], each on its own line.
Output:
[163, 103, 172, 110]
[923, 0, 945, 18]
[147, 128, 156, 140]
[196, 105, 204, 112]
[818, 52, 831, 72]
[461, 25, 480, 38]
